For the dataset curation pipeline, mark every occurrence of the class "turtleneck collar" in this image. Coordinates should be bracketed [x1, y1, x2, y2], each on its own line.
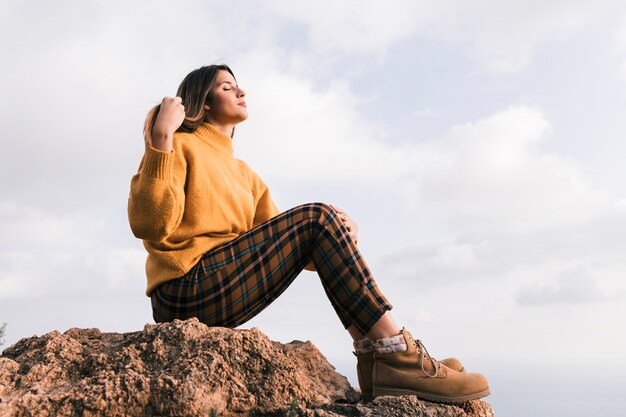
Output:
[194, 123, 234, 156]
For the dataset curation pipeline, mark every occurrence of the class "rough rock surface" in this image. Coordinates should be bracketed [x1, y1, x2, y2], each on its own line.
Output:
[0, 318, 494, 416]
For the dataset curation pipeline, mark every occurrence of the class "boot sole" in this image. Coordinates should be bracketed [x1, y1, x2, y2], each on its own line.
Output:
[372, 386, 490, 404]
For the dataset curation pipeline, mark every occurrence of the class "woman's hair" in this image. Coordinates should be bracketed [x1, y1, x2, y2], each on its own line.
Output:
[144, 64, 236, 139]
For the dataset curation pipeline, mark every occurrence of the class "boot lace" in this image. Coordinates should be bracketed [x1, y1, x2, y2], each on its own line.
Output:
[407, 336, 441, 378]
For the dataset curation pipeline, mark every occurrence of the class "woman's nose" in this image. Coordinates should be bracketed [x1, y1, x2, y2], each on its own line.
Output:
[237, 87, 246, 97]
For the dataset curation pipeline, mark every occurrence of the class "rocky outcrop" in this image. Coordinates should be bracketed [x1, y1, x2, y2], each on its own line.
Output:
[0, 318, 494, 416]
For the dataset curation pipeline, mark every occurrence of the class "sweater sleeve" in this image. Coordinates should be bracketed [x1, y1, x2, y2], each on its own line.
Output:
[128, 145, 186, 242]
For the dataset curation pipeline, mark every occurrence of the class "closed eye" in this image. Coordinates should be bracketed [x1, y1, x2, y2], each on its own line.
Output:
[220, 81, 237, 91]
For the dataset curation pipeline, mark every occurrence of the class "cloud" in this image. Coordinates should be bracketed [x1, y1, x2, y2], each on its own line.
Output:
[378, 239, 490, 284]
[263, 0, 421, 57]
[262, 0, 616, 72]
[242, 77, 607, 234]
[409, 106, 608, 232]
[413, 310, 434, 322]
[236, 68, 415, 189]
[614, 14, 626, 82]
[422, 0, 599, 72]
[0, 202, 145, 300]
[516, 266, 612, 305]
[374, 203, 626, 297]
[1, 1, 619, 216]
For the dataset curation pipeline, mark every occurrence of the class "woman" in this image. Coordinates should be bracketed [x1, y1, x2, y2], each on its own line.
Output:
[128, 65, 490, 403]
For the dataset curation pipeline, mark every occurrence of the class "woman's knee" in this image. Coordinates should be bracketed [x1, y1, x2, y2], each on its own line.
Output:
[305, 202, 340, 223]
[287, 202, 334, 217]
[284, 202, 341, 230]
[309, 202, 335, 215]
[309, 202, 347, 232]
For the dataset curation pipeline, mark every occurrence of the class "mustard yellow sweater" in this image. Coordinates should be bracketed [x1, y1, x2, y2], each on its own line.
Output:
[128, 123, 280, 295]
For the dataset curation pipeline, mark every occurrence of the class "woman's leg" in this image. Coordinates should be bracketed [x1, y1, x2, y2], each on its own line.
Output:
[348, 311, 401, 341]
[151, 203, 392, 335]
[151, 202, 490, 403]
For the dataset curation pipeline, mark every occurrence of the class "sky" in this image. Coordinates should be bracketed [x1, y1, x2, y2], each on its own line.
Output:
[1, 1, 626, 415]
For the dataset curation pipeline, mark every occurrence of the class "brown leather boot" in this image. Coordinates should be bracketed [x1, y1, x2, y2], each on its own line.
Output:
[355, 351, 465, 402]
[372, 329, 490, 403]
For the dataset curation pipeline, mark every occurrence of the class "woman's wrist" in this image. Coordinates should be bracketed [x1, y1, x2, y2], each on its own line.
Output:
[150, 130, 173, 152]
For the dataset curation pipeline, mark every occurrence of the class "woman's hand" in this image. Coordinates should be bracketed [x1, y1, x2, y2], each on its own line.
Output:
[150, 97, 186, 152]
[330, 204, 359, 244]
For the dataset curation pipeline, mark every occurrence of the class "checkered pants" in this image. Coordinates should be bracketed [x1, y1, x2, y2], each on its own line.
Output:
[150, 202, 392, 335]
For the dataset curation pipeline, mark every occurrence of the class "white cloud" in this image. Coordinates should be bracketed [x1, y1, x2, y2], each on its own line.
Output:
[614, 14, 626, 81]
[0, 202, 101, 248]
[408, 106, 607, 232]
[413, 310, 434, 322]
[263, 0, 421, 57]
[262, 0, 616, 72]
[0, 202, 145, 300]
[237, 70, 411, 187]
[380, 239, 489, 282]
[84, 248, 146, 289]
[411, 108, 437, 118]
[242, 76, 606, 234]
[423, 0, 596, 72]
[0, 275, 29, 300]
[615, 199, 626, 210]
[516, 266, 613, 305]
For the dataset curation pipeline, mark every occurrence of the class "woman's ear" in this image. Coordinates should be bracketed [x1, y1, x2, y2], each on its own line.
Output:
[204, 104, 210, 111]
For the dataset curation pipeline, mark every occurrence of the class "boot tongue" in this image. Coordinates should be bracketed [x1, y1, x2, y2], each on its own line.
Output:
[400, 328, 418, 353]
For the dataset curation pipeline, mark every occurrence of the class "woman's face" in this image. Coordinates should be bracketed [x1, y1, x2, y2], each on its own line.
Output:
[205, 70, 247, 126]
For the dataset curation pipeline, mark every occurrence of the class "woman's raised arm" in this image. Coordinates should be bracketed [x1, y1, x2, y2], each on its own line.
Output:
[146, 97, 186, 153]
[128, 100, 187, 242]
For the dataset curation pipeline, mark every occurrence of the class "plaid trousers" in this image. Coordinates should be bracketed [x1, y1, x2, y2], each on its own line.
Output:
[151, 202, 392, 335]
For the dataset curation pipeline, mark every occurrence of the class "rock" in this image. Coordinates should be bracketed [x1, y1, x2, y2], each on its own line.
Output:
[0, 318, 495, 416]
[355, 395, 494, 417]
